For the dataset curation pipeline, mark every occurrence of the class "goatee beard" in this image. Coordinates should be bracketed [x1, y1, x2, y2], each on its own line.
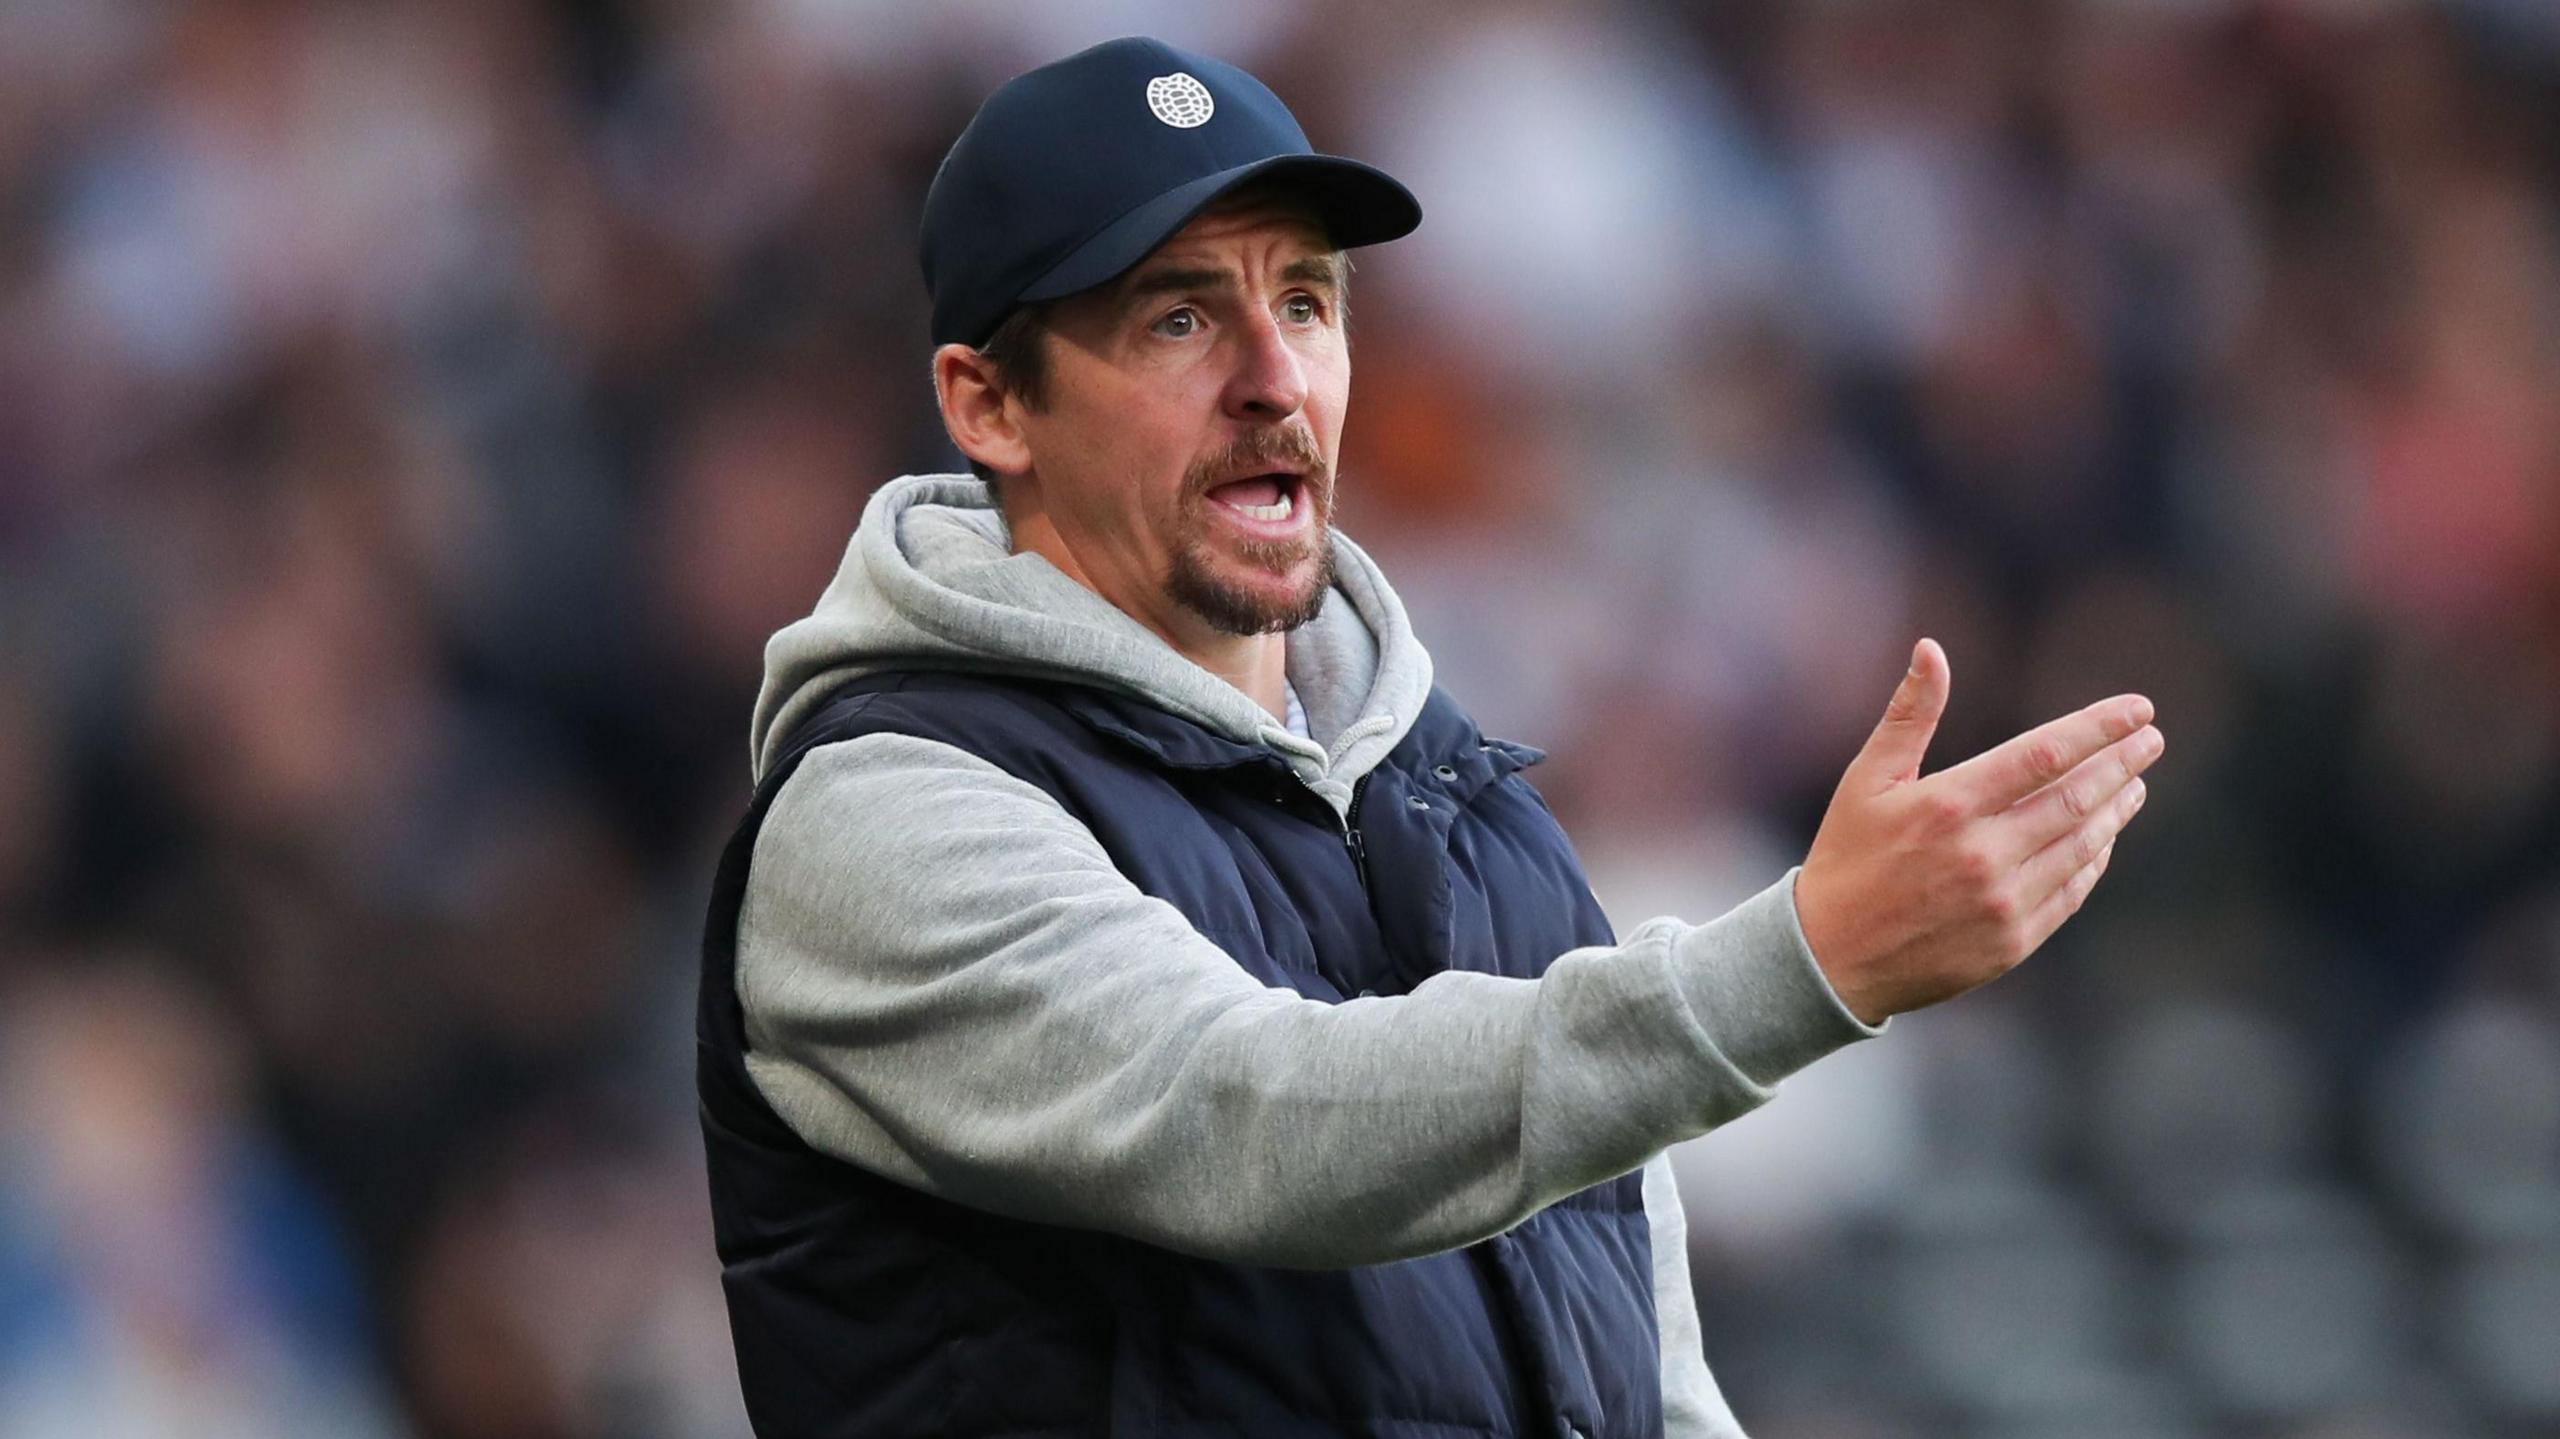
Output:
[1167, 524, 1336, 636]
[1167, 431, 1336, 636]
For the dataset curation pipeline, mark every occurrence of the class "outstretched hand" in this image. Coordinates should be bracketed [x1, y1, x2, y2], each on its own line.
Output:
[1794, 638, 2163, 1026]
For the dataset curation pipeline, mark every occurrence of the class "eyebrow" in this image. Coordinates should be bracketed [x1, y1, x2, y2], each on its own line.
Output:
[1116, 254, 1345, 311]
[1282, 255, 1342, 297]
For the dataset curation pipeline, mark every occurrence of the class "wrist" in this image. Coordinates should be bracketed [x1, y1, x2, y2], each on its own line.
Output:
[1790, 864, 1891, 1027]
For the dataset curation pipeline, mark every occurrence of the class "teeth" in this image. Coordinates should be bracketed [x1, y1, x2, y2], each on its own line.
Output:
[1235, 490, 1293, 522]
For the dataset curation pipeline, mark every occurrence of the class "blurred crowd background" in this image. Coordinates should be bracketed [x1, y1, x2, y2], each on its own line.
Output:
[3, 0, 2558, 1436]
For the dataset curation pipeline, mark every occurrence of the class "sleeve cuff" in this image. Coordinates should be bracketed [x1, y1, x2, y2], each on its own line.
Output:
[1666, 864, 1886, 1089]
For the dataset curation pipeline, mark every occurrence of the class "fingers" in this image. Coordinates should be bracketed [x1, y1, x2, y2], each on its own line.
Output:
[1848, 638, 1951, 790]
[2015, 771, 2146, 919]
[2020, 830, 2118, 957]
[1940, 691, 2154, 813]
[1998, 723, 2165, 861]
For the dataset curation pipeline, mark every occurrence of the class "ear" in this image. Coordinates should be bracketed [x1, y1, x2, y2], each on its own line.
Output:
[933, 343, 1033, 478]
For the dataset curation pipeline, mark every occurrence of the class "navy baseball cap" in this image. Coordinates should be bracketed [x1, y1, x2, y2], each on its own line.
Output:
[921, 36, 1422, 349]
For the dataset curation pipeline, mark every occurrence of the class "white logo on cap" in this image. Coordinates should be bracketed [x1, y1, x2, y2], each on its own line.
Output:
[1145, 73, 1214, 128]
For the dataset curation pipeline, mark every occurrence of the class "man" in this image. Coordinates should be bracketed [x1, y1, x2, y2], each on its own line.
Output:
[697, 36, 2163, 1439]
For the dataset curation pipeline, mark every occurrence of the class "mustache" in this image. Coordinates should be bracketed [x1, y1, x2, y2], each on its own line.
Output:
[1186, 428, 1330, 497]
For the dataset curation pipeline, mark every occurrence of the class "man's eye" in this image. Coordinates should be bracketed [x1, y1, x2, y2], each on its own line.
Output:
[1283, 295, 1318, 324]
[1151, 307, 1199, 338]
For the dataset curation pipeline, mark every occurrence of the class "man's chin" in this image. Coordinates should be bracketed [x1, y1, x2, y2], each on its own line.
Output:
[1168, 544, 1335, 637]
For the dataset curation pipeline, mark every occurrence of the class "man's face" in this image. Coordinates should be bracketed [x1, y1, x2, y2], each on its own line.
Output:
[1012, 196, 1349, 638]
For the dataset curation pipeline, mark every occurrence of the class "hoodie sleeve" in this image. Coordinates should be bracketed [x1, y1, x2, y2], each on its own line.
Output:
[734, 732, 1883, 1270]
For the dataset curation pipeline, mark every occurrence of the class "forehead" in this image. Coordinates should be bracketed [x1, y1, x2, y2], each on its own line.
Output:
[1129, 191, 1333, 270]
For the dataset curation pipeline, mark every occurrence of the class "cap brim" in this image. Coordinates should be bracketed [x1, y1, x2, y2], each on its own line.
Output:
[1016, 154, 1421, 307]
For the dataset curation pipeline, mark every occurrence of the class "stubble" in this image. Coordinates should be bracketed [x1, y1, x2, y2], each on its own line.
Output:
[1165, 428, 1338, 636]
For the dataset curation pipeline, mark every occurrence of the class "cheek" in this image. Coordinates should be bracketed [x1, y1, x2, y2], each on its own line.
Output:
[1040, 392, 1192, 542]
[1306, 345, 1351, 443]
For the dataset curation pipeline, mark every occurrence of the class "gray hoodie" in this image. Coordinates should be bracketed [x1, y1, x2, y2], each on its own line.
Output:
[734, 474, 1884, 1437]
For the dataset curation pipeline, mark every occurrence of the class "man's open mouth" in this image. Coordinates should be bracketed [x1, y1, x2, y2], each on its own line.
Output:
[1205, 472, 1308, 525]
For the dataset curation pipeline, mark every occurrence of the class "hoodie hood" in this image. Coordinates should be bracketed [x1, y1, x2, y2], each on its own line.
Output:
[752, 474, 1434, 798]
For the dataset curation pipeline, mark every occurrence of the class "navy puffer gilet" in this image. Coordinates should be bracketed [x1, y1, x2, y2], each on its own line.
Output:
[699, 670, 1661, 1438]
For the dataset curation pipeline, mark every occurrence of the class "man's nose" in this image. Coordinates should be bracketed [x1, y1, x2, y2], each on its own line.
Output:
[1219, 308, 1309, 422]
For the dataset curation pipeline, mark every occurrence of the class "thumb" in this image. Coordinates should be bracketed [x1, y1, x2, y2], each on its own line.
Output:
[1853, 638, 1949, 787]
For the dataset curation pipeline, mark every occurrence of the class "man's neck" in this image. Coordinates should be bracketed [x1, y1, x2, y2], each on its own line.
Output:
[1007, 506, 1292, 723]
[1181, 630, 1289, 724]
[1107, 599, 1288, 723]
